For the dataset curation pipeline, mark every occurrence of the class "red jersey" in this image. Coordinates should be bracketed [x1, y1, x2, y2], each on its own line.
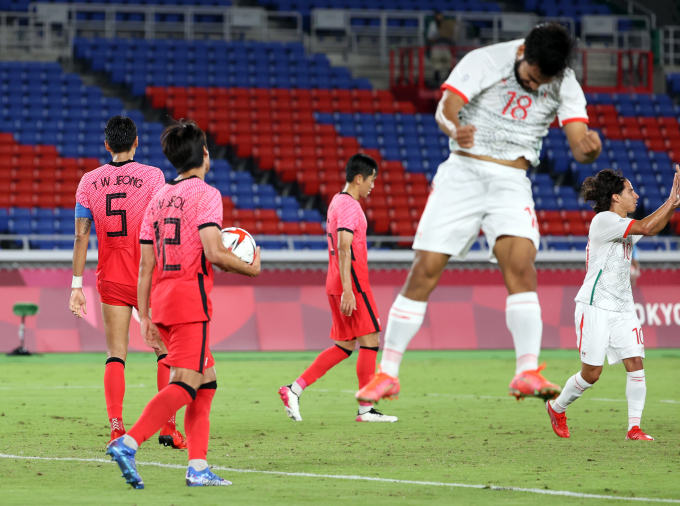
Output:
[75, 160, 165, 287]
[326, 192, 371, 295]
[139, 176, 223, 326]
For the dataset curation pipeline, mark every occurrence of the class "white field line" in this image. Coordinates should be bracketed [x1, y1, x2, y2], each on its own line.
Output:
[0, 454, 678, 503]
[0, 384, 146, 391]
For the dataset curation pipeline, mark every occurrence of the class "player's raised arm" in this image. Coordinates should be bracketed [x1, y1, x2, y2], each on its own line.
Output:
[564, 121, 602, 164]
[199, 226, 260, 277]
[337, 229, 357, 317]
[627, 165, 680, 236]
[435, 90, 476, 148]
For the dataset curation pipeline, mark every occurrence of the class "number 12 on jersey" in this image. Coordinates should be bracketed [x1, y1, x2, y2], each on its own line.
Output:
[502, 91, 532, 120]
[154, 218, 181, 271]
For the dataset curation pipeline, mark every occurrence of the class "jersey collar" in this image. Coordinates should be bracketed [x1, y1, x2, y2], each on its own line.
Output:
[109, 160, 135, 167]
[167, 175, 200, 185]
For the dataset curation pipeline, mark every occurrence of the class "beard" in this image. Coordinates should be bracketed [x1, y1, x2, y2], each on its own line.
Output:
[514, 60, 537, 94]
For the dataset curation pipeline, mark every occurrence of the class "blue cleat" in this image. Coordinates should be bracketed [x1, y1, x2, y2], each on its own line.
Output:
[106, 437, 144, 489]
[185, 466, 232, 486]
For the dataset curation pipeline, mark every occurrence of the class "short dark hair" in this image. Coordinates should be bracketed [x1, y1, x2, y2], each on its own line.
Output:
[345, 153, 378, 183]
[524, 22, 575, 78]
[582, 168, 627, 214]
[160, 119, 207, 174]
[105, 116, 137, 154]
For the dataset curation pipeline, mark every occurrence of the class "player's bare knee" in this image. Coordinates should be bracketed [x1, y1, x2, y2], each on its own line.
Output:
[623, 356, 644, 372]
[335, 339, 356, 353]
[357, 332, 379, 348]
[402, 254, 445, 301]
[581, 366, 602, 384]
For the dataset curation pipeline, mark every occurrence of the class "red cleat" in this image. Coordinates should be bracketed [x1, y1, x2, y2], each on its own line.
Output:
[159, 425, 188, 449]
[626, 426, 654, 441]
[509, 363, 561, 401]
[108, 417, 126, 444]
[355, 367, 400, 403]
[545, 400, 570, 438]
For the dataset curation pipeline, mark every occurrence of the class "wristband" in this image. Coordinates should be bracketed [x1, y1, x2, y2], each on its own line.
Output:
[71, 276, 83, 289]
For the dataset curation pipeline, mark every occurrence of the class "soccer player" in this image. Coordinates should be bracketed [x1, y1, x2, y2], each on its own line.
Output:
[546, 167, 680, 440]
[357, 22, 603, 403]
[69, 116, 186, 448]
[106, 120, 261, 488]
[278, 154, 397, 422]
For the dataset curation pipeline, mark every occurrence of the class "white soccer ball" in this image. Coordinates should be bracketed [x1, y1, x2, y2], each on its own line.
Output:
[221, 227, 257, 264]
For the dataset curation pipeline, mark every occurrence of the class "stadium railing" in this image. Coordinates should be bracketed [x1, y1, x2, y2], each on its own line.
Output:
[660, 26, 680, 67]
[26, 3, 303, 43]
[0, 10, 70, 56]
[1, 234, 678, 263]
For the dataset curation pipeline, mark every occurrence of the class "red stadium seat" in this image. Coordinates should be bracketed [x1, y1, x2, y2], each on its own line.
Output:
[300, 222, 324, 235]
[279, 222, 302, 235]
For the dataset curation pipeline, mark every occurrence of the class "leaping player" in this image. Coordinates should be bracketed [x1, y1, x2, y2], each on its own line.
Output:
[546, 167, 680, 441]
[69, 116, 187, 448]
[279, 154, 397, 422]
[358, 23, 602, 403]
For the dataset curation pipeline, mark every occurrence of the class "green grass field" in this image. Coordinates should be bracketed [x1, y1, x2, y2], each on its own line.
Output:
[1, 349, 679, 506]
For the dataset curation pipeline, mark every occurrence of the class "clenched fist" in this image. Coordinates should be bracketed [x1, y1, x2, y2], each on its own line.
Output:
[578, 129, 602, 162]
[456, 124, 477, 149]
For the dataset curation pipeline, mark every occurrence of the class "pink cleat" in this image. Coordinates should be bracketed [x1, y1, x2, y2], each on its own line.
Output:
[355, 368, 400, 403]
[626, 426, 654, 441]
[509, 363, 561, 401]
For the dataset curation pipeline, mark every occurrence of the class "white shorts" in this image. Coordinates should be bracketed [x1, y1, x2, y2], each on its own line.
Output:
[575, 302, 645, 366]
[412, 153, 540, 262]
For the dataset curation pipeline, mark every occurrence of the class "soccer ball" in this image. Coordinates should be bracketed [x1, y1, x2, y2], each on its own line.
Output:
[221, 227, 257, 264]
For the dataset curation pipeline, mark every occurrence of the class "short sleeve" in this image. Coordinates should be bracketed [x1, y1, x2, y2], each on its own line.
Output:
[197, 188, 223, 230]
[440, 49, 497, 104]
[139, 199, 155, 244]
[75, 175, 90, 210]
[592, 212, 636, 243]
[557, 70, 588, 127]
[151, 169, 166, 197]
[336, 199, 362, 233]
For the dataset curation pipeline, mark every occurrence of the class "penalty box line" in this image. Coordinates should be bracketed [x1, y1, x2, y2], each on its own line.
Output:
[1, 453, 679, 503]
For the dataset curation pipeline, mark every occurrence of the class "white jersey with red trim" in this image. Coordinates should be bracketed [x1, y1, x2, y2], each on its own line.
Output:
[575, 211, 642, 312]
[441, 39, 588, 166]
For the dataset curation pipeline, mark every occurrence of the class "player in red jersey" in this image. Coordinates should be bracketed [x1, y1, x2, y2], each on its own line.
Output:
[278, 154, 397, 423]
[107, 120, 260, 488]
[69, 116, 186, 448]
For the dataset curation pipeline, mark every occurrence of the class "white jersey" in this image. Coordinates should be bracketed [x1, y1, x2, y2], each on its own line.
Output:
[575, 212, 642, 312]
[442, 39, 588, 166]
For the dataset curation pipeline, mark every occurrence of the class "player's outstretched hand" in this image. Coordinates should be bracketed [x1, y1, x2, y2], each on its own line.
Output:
[578, 130, 602, 160]
[669, 165, 680, 208]
[456, 125, 476, 149]
[140, 316, 162, 351]
[69, 288, 87, 318]
[341, 290, 357, 317]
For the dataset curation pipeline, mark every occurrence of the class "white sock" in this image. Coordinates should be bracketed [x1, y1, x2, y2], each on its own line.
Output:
[358, 404, 372, 415]
[291, 381, 303, 397]
[553, 372, 592, 413]
[506, 292, 542, 374]
[380, 294, 427, 378]
[626, 370, 646, 430]
[188, 459, 209, 471]
[122, 434, 139, 451]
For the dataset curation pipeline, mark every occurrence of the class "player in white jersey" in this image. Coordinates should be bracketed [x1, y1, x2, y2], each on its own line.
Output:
[358, 23, 603, 404]
[546, 167, 680, 440]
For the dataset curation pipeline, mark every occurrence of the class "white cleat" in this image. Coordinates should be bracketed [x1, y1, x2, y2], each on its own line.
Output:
[356, 407, 398, 422]
[278, 385, 302, 421]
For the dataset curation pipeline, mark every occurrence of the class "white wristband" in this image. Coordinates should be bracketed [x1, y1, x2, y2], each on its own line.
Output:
[71, 276, 83, 289]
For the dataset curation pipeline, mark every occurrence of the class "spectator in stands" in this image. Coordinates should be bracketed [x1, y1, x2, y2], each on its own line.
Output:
[427, 11, 458, 85]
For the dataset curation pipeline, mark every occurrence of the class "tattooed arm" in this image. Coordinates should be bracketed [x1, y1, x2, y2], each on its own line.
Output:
[69, 217, 91, 318]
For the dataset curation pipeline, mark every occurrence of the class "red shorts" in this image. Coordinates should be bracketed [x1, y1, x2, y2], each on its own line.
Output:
[97, 279, 138, 309]
[328, 291, 382, 341]
[156, 321, 215, 374]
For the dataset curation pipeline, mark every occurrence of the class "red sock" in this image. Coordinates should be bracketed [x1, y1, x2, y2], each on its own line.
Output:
[357, 347, 378, 407]
[104, 358, 126, 422]
[298, 345, 352, 388]
[185, 381, 216, 460]
[156, 354, 176, 430]
[127, 382, 195, 446]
